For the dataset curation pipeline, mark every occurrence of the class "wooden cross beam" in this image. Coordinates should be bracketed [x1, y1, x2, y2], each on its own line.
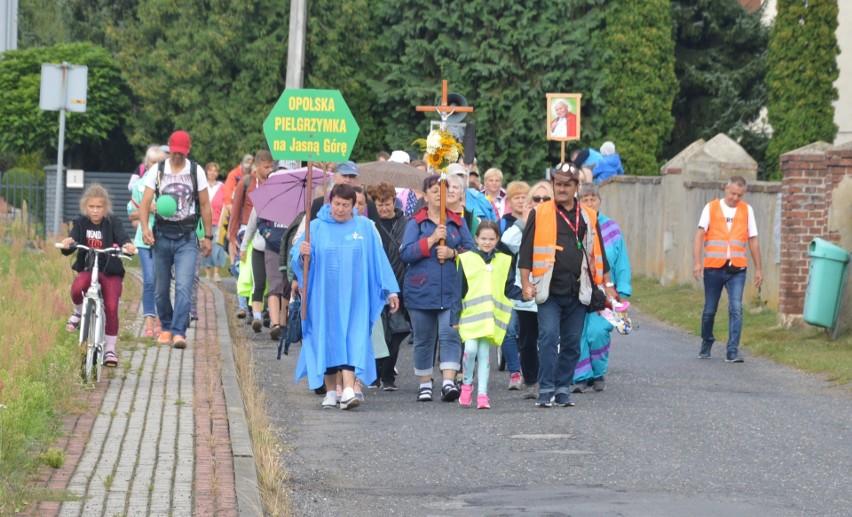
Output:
[415, 80, 474, 116]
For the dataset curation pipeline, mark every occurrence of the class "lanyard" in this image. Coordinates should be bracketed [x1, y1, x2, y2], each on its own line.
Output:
[556, 203, 583, 250]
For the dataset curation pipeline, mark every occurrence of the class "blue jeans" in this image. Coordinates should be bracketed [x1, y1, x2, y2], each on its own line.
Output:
[138, 247, 156, 318]
[500, 310, 521, 373]
[408, 308, 462, 376]
[701, 267, 746, 356]
[536, 294, 586, 396]
[153, 230, 198, 338]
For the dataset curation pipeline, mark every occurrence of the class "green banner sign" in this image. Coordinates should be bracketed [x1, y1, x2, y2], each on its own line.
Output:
[263, 89, 360, 162]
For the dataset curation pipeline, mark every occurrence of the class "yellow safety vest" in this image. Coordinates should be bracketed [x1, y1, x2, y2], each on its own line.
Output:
[458, 251, 513, 344]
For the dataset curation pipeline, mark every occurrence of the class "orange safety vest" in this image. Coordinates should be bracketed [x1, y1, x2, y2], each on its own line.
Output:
[703, 199, 748, 268]
[532, 201, 603, 284]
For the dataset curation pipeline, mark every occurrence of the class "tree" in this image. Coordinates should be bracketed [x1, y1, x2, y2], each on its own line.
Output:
[669, 0, 769, 173]
[375, 0, 608, 180]
[109, 0, 289, 167]
[0, 43, 132, 171]
[599, 0, 678, 175]
[765, 0, 839, 179]
[304, 0, 386, 162]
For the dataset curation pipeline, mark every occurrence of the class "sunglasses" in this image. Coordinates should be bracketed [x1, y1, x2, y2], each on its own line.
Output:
[532, 196, 552, 202]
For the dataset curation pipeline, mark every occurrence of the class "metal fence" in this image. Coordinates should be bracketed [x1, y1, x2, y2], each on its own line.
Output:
[0, 169, 47, 236]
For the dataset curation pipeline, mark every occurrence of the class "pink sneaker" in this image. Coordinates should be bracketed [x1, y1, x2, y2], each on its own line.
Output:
[477, 394, 490, 409]
[458, 384, 473, 407]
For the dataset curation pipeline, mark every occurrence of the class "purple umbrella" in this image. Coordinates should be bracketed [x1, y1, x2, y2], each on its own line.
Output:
[249, 167, 328, 226]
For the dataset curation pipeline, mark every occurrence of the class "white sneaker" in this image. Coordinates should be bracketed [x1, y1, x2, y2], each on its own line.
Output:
[321, 391, 339, 409]
[340, 387, 360, 410]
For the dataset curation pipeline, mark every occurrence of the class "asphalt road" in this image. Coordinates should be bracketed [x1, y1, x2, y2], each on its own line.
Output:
[230, 281, 850, 516]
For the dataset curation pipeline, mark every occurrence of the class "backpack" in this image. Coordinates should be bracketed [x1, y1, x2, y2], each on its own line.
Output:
[155, 160, 202, 236]
[257, 218, 287, 253]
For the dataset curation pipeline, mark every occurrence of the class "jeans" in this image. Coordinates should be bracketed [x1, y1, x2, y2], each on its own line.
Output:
[701, 267, 746, 355]
[138, 247, 156, 318]
[536, 294, 586, 396]
[500, 310, 521, 373]
[153, 230, 198, 338]
[408, 308, 462, 376]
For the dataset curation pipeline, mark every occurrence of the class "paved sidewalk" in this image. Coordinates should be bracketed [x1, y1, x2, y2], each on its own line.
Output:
[28, 273, 261, 516]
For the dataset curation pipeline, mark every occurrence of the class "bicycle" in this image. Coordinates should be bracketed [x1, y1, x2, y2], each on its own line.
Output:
[56, 242, 132, 383]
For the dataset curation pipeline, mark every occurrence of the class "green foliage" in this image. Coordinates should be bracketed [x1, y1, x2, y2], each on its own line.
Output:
[305, 0, 386, 162]
[375, 0, 608, 181]
[766, 0, 839, 179]
[17, 0, 68, 48]
[110, 0, 289, 167]
[0, 43, 131, 165]
[0, 168, 45, 217]
[669, 0, 769, 175]
[599, 0, 678, 175]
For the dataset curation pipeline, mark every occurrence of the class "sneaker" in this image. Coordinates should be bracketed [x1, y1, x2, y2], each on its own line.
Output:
[251, 319, 262, 333]
[726, 353, 745, 363]
[592, 377, 606, 392]
[321, 391, 339, 409]
[417, 386, 433, 402]
[65, 313, 81, 333]
[172, 335, 187, 349]
[458, 384, 473, 407]
[476, 394, 491, 409]
[354, 392, 365, 402]
[235, 309, 247, 319]
[189, 310, 199, 321]
[368, 379, 380, 389]
[213, 271, 221, 282]
[535, 392, 553, 408]
[554, 393, 575, 407]
[441, 383, 460, 402]
[699, 341, 712, 359]
[523, 383, 539, 400]
[270, 324, 282, 341]
[570, 384, 587, 394]
[103, 351, 118, 367]
[507, 372, 523, 390]
[381, 381, 398, 391]
[314, 386, 327, 395]
[157, 331, 172, 345]
[340, 388, 360, 410]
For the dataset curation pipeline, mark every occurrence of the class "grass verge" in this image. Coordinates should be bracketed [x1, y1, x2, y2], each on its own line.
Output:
[225, 295, 292, 516]
[0, 225, 82, 513]
[632, 275, 852, 385]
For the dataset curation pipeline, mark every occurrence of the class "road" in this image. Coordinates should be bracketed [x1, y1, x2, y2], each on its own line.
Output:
[233, 286, 850, 516]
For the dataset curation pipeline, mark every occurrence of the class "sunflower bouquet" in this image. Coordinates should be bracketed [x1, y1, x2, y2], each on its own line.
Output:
[413, 128, 464, 172]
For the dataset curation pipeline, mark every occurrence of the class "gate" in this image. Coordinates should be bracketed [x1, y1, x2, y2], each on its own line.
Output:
[0, 169, 47, 237]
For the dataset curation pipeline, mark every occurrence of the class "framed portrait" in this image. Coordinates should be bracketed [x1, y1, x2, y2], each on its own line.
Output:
[546, 93, 582, 142]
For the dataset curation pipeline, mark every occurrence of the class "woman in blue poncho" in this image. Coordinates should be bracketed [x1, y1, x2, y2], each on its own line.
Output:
[291, 183, 400, 410]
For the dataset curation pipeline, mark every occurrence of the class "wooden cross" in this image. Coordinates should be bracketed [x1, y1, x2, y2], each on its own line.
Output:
[415, 80, 475, 262]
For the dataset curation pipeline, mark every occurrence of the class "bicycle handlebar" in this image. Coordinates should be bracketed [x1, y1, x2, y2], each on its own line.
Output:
[54, 242, 135, 258]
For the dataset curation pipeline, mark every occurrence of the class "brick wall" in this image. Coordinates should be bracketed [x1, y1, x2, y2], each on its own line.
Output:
[779, 142, 839, 317]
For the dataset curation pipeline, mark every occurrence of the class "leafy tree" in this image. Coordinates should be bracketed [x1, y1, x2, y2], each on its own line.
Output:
[0, 43, 132, 171]
[110, 0, 289, 167]
[669, 0, 769, 173]
[375, 0, 608, 180]
[599, 0, 678, 175]
[17, 0, 68, 48]
[62, 0, 141, 50]
[765, 0, 839, 179]
[305, 0, 386, 162]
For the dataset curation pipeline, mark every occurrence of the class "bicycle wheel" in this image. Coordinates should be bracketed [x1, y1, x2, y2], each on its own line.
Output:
[79, 300, 95, 381]
[93, 345, 103, 383]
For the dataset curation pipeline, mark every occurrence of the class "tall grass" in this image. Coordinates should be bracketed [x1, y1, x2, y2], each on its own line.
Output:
[0, 225, 81, 513]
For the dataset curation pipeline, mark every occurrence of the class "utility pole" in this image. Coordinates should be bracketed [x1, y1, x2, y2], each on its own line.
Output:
[0, 0, 19, 52]
[285, 0, 306, 89]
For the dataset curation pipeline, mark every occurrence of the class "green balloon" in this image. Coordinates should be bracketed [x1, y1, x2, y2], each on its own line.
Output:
[156, 195, 177, 218]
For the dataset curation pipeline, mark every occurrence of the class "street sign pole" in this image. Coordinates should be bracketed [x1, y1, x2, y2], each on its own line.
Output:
[52, 63, 70, 236]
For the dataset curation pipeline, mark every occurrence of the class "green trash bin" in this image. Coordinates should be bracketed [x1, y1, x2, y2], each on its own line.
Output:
[803, 238, 850, 329]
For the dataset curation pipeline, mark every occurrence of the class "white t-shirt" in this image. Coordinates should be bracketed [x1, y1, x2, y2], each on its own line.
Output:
[698, 199, 758, 259]
[143, 159, 209, 222]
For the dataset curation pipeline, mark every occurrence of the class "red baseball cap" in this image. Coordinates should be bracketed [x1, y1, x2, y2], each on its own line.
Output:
[168, 130, 191, 155]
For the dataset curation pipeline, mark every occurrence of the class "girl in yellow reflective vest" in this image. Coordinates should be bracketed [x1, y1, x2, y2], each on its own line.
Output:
[457, 220, 521, 409]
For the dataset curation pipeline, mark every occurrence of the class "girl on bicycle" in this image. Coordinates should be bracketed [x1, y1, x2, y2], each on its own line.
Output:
[62, 184, 136, 367]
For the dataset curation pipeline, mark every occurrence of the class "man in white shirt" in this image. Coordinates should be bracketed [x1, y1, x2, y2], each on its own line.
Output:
[139, 130, 213, 349]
